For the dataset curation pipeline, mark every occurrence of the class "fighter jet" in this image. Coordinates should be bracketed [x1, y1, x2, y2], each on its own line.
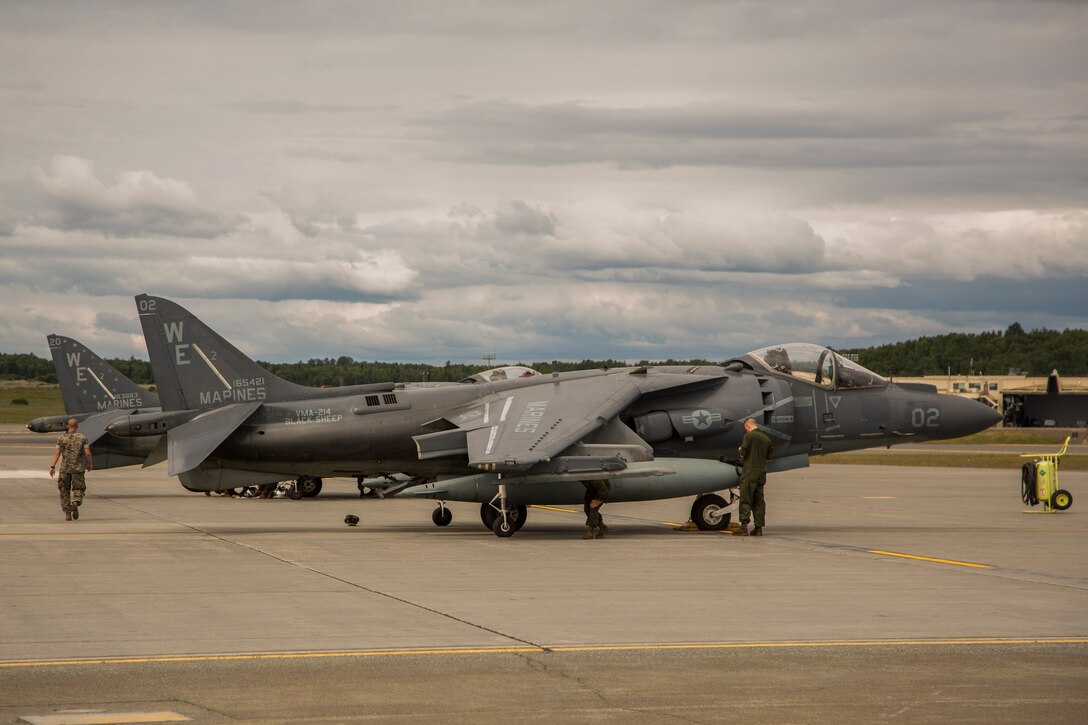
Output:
[26, 335, 162, 469]
[121, 294, 1001, 537]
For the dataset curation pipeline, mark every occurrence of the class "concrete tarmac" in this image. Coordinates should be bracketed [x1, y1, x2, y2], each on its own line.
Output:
[1, 431, 1086, 722]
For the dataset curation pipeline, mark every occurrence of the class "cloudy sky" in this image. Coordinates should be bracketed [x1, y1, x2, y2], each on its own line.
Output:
[1, 1, 1085, 364]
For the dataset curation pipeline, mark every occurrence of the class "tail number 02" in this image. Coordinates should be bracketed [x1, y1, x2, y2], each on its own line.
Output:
[912, 408, 939, 428]
[139, 298, 157, 312]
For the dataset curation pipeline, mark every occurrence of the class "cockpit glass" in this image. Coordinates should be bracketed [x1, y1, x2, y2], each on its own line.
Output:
[834, 354, 885, 389]
[460, 366, 542, 384]
[742, 343, 885, 389]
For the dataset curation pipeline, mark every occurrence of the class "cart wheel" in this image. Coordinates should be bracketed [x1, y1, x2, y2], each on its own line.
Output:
[1052, 489, 1072, 511]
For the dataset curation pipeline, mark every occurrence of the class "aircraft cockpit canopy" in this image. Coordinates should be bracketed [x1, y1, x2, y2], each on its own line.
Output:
[740, 343, 886, 389]
[461, 366, 542, 384]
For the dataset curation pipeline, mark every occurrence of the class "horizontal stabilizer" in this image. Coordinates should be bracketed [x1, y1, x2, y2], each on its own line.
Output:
[143, 435, 169, 468]
[167, 402, 262, 476]
[78, 410, 128, 447]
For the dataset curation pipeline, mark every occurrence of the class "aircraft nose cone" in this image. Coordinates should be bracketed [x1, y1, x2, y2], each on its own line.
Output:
[937, 395, 1002, 439]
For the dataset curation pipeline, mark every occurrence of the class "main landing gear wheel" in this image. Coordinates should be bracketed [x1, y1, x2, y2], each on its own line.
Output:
[432, 505, 453, 526]
[1053, 489, 1073, 511]
[296, 476, 323, 498]
[483, 484, 527, 537]
[691, 493, 732, 531]
[480, 502, 526, 532]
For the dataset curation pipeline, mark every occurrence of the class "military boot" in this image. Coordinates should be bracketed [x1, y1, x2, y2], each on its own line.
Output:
[72, 507, 79, 520]
[735, 522, 749, 536]
[65, 510, 72, 521]
[597, 522, 610, 538]
[582, 527, 597, 539]
[751, 526, 762, 536]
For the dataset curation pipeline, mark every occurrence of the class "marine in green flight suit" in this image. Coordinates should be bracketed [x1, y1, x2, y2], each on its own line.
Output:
[736, 418, 773, 536]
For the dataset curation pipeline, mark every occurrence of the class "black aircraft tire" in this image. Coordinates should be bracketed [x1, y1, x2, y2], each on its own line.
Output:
[432, 507, 453, 526]
[287, 485, 303, 500]
[492, 516, 516, 537]
[1053, 489, 1073, 511]
[691, 494, 731, 531]
[512, 504, 528, 531]
[480, 502, 498, 530]
[298, 476, 323, 498]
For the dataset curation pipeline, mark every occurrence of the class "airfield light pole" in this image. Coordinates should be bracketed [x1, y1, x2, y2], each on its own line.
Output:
[483, 352, 497, 369]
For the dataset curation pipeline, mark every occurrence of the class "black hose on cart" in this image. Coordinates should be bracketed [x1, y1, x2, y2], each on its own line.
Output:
[1021, 461, 1038, 506]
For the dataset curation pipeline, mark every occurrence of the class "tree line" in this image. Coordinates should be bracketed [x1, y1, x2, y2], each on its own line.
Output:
[2, 323, 1085, 384]
[840, 324, 1088, 377]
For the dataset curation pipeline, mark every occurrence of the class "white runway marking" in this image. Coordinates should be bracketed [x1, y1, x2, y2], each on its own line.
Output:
[0, 470, 52, 479]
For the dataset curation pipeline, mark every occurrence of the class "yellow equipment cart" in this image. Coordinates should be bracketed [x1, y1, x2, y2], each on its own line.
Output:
[1021, 436, 1073, 512]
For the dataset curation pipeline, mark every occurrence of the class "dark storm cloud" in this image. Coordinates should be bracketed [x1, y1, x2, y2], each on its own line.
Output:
[417, 101, 1088, 206]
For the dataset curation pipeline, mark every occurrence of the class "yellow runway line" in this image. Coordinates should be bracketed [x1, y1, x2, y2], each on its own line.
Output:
[868, 549, 991, 568]
[530, 505, 580, 514]
[3, 637, 1086, 669]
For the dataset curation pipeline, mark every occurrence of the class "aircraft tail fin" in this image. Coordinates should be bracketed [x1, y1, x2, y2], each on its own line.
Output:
[135, 294, 311, 411]
[47, 334, 159, 415]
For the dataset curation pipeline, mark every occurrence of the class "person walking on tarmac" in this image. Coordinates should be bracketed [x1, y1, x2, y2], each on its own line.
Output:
[736, 417, 773, 536]
[49, 417, 93, 521]
[582, 479, 610, 539]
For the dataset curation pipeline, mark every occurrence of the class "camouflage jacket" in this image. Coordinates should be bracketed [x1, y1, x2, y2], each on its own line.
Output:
[56, 432, 89, 473]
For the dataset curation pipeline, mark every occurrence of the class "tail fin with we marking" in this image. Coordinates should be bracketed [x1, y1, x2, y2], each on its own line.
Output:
[47, 334, 159, 414]
[135, 294, 327, 412]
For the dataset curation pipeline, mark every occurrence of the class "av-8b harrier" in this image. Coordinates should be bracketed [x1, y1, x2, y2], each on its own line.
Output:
[120, 294, 999, 537]
[26, 335, 162, 470]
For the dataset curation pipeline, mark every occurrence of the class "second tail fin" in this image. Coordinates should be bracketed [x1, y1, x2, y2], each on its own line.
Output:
[47, 334, 159, 414]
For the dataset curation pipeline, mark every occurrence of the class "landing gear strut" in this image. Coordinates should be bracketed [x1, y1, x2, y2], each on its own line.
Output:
[481, 485, 527, 537]
[691, 492, 735, 531]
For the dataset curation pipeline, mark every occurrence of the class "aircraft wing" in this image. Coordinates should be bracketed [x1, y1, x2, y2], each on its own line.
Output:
[462, 374, 641, 473]
[166, 402, 262, 476]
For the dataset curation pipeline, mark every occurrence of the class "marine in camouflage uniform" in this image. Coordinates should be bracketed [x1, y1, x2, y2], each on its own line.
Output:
[582, 479, 611, 539]
[50, 418, 92, 521]
[736, 418, 773, 536]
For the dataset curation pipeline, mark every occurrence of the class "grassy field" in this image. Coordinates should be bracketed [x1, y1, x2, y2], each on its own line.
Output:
[0, 386, 64, 424]
[922, 428, 1080, 446]
[813, 452, 1088, 471]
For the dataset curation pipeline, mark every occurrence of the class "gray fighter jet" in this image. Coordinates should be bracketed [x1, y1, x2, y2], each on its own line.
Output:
[118, 294, 1000, 537]
[26, 335, 162, 469]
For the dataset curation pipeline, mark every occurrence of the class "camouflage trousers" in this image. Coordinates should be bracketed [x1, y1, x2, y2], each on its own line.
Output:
[583, 480, 610, 528]
[738, 470, 767, 528]
[58, 471, 86, 513]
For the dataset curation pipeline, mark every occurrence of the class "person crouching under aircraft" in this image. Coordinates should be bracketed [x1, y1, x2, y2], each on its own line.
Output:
[582, 480, 610, 539]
